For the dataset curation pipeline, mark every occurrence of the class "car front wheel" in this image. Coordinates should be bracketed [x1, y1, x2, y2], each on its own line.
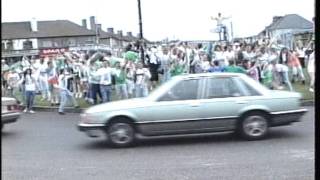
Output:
[239, 113, 269, 140]
[107, 122, 135, 147]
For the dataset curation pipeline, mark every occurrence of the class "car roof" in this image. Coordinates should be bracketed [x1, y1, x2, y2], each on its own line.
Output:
[177, 73, 245, 79]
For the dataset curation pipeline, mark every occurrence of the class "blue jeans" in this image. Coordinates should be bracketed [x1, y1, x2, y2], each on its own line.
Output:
[100, 85, 112, 102]
[89, 83, 102, 104]
[25, 91, 35, 111]
[21, 85, 26, 104]
[115, 84, 128, 99]
[161, 70, 171, 84]
[39, 77, 50, 99]
[59, 90, 78, 113]
[281, 71, 293, 91]
[135, 84, 148, 97]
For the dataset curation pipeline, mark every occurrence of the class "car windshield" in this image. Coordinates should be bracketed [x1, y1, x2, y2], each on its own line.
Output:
[240, 75, 270, 94]
[146, 76, 182, 101]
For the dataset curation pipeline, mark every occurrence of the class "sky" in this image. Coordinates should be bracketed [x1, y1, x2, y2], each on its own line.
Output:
[2, 0, 315, 41]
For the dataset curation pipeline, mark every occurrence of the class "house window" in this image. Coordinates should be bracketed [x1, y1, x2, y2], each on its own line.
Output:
[42, 41, 52, 48]
[53, 42, 59, 47]
[68, 39, 76, 46]
[23, 40, 33, 50]
[6, 41, 13, 50]
[1, 42, 6, 51]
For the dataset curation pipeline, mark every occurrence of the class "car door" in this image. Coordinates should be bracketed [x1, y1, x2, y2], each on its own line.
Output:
[194, 76, 249, 132]
[136, 78, 205, 135]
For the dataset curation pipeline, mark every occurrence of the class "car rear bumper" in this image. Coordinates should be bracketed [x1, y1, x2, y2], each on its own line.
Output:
[2, 112, 20, 124]
[78, 123, 106, 137]
[270, 108, 308, 126]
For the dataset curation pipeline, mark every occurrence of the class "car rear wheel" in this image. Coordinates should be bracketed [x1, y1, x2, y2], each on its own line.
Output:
[107, 122, 135, 147]
[239, 113, 269, 140]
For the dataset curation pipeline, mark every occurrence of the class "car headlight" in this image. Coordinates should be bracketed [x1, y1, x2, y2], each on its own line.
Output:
[80, 113, 97, 124]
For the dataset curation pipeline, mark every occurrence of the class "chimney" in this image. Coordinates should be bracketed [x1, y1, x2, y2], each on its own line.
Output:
[31, 18, 38, 32]
[96, 24, 102, 35]
[137, 33, 142, 38]
[127, 32, 133, 37]
[117, 30, 123, 36]
[272, 16, 282, 23]
[90, 16, 96, 31]
[82, 19, 87, 29]
[107, 28, 114, 34]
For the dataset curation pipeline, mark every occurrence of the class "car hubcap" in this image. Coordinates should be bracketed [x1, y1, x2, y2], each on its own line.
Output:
[243, 116, 267, 137]
[109, 123, 133, 144]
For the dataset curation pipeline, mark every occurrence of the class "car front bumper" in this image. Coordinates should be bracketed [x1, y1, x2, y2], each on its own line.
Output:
[2, 112, 20, 124]
[78, 123, 106, 137]
[270, 108, 308, 126]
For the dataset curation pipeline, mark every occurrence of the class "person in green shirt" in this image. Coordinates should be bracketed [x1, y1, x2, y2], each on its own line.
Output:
[170, 51, 186, 77]
[114, 62, 128, 100]
[224, 60, 246, 74]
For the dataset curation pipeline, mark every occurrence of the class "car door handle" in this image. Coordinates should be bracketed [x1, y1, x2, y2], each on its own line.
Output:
[236, 100, 248, 104]
[189, 102, 201, 107]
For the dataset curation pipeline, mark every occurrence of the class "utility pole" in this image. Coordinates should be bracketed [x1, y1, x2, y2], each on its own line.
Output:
[230, 21, 234, 43]
[137, 0, 145, 65]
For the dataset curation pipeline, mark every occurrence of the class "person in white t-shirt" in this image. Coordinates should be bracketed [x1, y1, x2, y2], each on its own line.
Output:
[7, 69, 21, 103]
[38, 57, 50, 101]
[275, 62, 293, 91]
[223, 45, 234, 66]
[57, 68, 79, 115]
[159, 47, 172, 83]
[213, 45, 226, 67]
[242, 45, 256, 62]
[20, 68, 38, 113]
[135, 62, 151, 97]
[97, 61, 114, 102]
[125, 61, 136, 98]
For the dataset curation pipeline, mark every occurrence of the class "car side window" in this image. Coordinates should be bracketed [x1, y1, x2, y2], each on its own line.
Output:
[159, 79, 200, 101]
[204, 77, 244, 99]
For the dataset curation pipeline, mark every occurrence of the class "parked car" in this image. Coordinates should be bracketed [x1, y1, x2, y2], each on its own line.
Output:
[1, 97, 21, 130]
[78, 73, 307, 147]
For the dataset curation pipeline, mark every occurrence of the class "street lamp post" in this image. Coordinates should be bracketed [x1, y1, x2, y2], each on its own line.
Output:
[137, 0, 145, 65]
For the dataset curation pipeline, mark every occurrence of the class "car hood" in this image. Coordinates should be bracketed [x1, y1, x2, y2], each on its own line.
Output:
[85, 98, 150, 114]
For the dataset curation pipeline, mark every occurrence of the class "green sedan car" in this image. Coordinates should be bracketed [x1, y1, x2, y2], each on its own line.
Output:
[78, 73, 307, 147]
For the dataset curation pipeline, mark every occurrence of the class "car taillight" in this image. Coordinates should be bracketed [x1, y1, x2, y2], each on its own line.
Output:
[7, 105, 20, 112]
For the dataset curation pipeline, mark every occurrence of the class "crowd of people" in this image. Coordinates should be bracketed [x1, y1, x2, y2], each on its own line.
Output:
[1, 38, 315, 114]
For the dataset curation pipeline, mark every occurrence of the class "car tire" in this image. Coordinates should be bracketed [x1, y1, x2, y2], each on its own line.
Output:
[238, 112, 269, 140]
[107, 121, 135, 148]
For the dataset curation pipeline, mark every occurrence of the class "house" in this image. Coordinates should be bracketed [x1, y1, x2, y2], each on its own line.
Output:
[2, 19, 96, 60]
[84, 16, 151, 57]
[259, 14, 313, 49]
